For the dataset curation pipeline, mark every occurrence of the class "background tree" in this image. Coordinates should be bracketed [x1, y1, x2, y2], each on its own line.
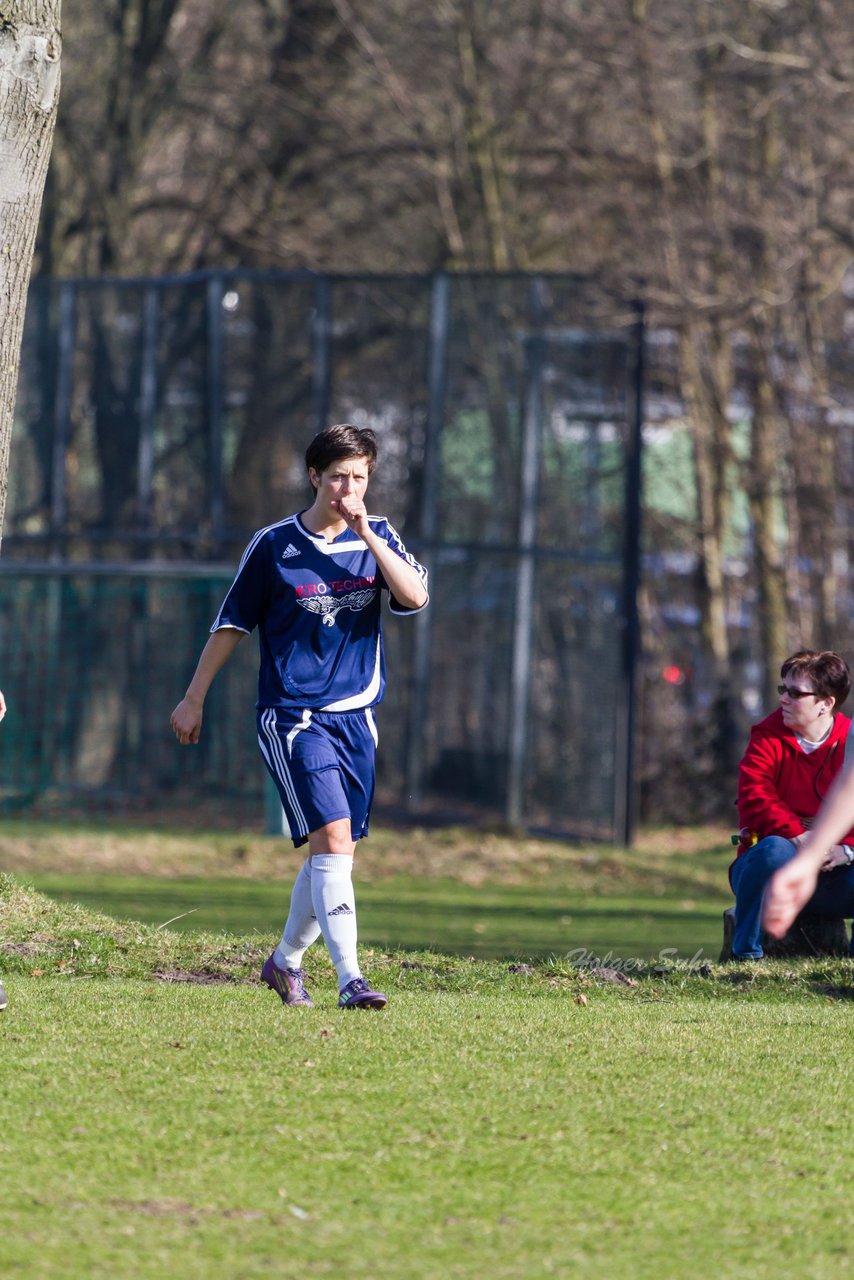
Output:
[0, 0, 61, 541]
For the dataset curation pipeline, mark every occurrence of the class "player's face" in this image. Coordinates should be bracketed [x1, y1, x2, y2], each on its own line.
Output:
[309, 455, 371, 512]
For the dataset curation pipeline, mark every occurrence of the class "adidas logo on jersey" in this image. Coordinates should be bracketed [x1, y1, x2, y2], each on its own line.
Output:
[329, 902, 354, 916]
[281, 543, 300, 560]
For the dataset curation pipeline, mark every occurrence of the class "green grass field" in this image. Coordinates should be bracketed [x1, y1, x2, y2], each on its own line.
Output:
[1, 823, 852, 1278]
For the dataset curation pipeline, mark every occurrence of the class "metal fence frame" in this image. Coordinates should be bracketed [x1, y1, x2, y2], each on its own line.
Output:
[3, 270, 645, 840]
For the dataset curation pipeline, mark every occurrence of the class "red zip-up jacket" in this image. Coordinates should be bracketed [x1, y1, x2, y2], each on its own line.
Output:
[733, 708, 854, 879]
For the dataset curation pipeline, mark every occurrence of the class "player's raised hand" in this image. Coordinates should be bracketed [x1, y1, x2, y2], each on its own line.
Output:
[170, 696, 203, 745]
[335, 494, 369, 537]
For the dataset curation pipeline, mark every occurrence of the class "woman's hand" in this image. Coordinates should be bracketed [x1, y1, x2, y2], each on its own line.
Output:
[820, 844, 853, 871]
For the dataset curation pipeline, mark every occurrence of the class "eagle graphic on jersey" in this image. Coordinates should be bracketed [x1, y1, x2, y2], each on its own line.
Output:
[297, 587, 377, 626]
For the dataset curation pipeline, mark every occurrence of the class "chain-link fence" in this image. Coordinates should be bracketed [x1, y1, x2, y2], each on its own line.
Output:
[2, 271, 644, 838]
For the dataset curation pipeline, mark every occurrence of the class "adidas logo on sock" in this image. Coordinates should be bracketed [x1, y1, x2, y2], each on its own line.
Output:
[329, 902, 354, 916]
[281, 543, 300, 560]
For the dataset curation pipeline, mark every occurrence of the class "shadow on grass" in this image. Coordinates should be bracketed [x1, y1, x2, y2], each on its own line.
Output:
[29, 872, 727, 963]
[813, 984, 854, 1000]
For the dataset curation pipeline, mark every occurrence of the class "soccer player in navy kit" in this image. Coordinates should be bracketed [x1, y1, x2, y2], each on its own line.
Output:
[170, 425, 428, 1009]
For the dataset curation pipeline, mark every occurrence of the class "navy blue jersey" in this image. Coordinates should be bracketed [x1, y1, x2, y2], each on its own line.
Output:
[212, 512, 428, 711]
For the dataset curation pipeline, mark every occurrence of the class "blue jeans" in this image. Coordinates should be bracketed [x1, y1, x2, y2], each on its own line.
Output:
[730, 835, 854, 959]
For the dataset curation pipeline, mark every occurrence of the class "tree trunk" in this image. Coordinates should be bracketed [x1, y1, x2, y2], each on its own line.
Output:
[680, 326, 731, 670]
[0, 0, 62, 542]
[794, 255, 838, 649]
[746, 316, 789, 701]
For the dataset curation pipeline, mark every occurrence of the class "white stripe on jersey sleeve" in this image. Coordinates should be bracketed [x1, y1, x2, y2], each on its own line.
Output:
[381, 519, 429, 614]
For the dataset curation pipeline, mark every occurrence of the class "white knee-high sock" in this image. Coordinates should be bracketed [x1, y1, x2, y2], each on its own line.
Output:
[274, 857, 322, 969]
[310, 854, 361, 989]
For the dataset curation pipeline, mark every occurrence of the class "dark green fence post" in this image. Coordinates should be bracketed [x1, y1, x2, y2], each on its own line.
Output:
[406, 271, 448, 809]
[312, 276, 333, 434]
[613, 301, 645, 847]
[507, 278, 545, 828]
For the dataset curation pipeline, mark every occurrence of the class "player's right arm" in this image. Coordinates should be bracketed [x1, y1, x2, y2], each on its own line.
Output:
[172, 530, 267, 744]
[170, 628, 245, 744]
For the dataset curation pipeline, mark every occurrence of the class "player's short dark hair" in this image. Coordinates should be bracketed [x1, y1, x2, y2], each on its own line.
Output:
[305, 424, 378, 489]
[781, 649, 851, 708]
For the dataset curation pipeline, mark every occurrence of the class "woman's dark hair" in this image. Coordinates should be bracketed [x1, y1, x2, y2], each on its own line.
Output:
[781, 650, 852, 708]
[305, 424, 378, 489]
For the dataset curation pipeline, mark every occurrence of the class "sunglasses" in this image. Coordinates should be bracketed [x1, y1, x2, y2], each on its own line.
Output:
[777, 684, 819, 700]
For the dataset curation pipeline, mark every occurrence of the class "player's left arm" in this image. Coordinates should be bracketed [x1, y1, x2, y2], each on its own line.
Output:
[337, 499, 428, 610]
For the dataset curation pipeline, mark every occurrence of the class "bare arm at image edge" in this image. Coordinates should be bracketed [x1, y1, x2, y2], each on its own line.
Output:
[763, 754, 854, 937]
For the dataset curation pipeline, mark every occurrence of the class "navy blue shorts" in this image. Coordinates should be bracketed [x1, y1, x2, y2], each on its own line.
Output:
[257, 706, 378, 848]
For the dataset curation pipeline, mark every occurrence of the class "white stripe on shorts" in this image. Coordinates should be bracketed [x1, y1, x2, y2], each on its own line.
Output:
[287, 708, 313, 756]
[258, 707, 308, 839]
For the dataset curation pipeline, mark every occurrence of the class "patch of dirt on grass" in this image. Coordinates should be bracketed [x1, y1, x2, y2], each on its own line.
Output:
[154, 969, 237, 985]
[106, 1198, 267, 1222]
[0, 941, 43, 957]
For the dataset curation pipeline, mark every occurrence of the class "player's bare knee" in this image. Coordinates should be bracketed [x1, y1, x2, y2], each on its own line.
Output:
[309, 819, 355, 857]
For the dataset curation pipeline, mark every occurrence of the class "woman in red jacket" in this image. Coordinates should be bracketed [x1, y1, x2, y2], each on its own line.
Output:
[730, 649, 854, 959]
